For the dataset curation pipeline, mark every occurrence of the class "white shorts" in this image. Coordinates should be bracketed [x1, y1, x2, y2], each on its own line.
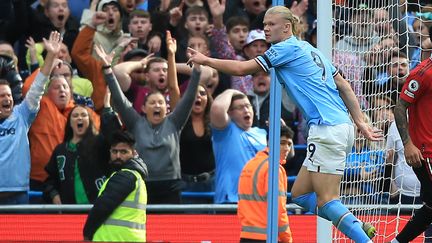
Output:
[302, 123, 354, 175]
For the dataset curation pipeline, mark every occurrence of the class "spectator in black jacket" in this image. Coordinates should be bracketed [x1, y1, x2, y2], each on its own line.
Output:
[83, 130, 148, 241]
[43, 94, 121, 204]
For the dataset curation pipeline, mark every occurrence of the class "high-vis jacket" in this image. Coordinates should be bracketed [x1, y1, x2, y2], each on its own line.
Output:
[238, 149, 292, 243]
[93, 169, 147, 242]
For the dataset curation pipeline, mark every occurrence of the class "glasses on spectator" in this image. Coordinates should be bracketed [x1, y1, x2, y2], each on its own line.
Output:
[110, 149, 130, 155]
[230, 103, 252, 111]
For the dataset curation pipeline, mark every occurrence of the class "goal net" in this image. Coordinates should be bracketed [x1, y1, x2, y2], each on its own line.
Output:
[331, 0, 431, 242]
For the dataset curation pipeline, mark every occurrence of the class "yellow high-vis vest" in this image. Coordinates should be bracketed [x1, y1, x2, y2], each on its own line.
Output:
[93, 169, 147, 242]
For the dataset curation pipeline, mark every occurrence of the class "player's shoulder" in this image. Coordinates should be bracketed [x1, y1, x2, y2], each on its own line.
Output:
[410, 58, 432, 78]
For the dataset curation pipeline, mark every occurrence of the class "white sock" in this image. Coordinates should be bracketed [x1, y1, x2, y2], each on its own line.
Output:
[390, 239, 400, 243]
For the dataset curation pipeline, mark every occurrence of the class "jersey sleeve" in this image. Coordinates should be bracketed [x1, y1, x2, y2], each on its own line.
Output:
[399, 74, 427, 104]
[255, 41, 296, 72]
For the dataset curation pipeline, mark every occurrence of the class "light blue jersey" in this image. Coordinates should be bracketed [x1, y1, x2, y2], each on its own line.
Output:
[255, 36, 351, 126]
[0, 101, 37, 192]
[212, 122, 267, 203]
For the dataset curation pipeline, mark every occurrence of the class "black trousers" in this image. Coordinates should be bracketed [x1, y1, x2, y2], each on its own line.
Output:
[413, 158, 432, 206]
[146, 179, 184, 205]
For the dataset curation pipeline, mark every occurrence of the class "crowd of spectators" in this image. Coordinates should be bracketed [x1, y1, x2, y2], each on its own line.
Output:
[0, 0, 431, 206]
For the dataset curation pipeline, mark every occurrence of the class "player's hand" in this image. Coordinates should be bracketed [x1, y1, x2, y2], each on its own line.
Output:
[404, 141, 424, 168]
[356, 122, 383, 142]
[187, 47, 207, 67]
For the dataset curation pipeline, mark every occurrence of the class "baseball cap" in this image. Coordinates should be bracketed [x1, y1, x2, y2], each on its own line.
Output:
[97, 0, 121, 12]
[123, 48, 148, 61]
[244, 29, 266, 48]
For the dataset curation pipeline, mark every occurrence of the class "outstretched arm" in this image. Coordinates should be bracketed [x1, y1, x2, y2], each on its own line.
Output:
[394, 99, 424, 168]
[187, 47, 262, 76]
[95, 45, 141, 130]
[166, 30, 180, 109]
[25, 31, 62, 111]
[334, 73, 382, 141]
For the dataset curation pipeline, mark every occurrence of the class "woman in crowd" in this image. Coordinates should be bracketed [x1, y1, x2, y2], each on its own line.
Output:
[180, 84, 215, 203]
[43, 93, 120, 204]
[95, 42, 201, 204]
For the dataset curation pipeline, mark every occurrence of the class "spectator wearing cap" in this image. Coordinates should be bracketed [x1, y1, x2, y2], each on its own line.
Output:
[243, 29, 268, 60]
[112, 48, 150, 112]
[79, 0, 124, 59]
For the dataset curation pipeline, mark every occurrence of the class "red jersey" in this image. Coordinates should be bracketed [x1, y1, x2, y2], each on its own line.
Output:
[399, 57, 432, 157]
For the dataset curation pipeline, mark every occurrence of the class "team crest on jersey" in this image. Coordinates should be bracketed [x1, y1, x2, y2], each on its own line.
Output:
[408, 80, 419, 92]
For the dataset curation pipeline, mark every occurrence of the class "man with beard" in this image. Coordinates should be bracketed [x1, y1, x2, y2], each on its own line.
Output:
[83, 130, 148, 242]
[371, 52, 409, 104]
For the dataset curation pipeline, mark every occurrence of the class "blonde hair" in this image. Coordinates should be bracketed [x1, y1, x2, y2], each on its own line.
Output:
[265, 6, 300, 36]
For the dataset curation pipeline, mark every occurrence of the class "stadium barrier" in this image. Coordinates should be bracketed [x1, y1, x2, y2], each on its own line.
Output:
[0, 204, 424, 242]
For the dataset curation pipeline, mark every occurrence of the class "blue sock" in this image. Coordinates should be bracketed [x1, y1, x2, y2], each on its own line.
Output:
[318, 199, 370, 243]
[292, 192, 317, 214]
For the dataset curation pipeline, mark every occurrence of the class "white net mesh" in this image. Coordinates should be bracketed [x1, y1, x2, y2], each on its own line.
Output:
[331, 0, 431, 242]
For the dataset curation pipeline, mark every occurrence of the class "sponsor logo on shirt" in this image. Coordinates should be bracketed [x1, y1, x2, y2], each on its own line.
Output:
[0, 128, 15, 136]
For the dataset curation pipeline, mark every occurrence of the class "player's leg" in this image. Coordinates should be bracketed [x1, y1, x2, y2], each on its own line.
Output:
[393, 158, 432, 243]
[306, 124, 374, 242]
[291, 166, 317, 213]
[312, 172, 374, 242]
